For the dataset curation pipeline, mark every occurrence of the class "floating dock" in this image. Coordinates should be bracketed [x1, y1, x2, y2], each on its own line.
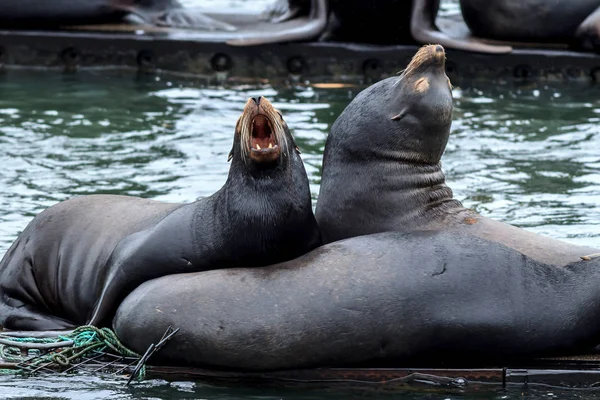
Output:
[143, 358, 600, 391]
[0, 12, 599, 83]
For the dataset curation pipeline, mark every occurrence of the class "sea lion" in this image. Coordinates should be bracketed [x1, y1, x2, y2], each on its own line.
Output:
[0, 0, 236, 31]
[113, 230, 600, 370]
[577, 7, 600, 51]
[314, 44, 599, 266]
[0, 96, 321, 331]
[227, 0, 512, 54]
[459, 0, 600, 52]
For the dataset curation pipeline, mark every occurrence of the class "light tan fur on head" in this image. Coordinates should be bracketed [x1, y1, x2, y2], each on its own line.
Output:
[397, 44, 447, 88]
[237, 97, 288, 162]
[413, 77, 430, 93]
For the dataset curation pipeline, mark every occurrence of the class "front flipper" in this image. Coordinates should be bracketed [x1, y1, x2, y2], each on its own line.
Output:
[261, 0, 309, 23]
[124, 6, 237, 31]
[152, 9, 237, 31]
[575, 7, 600, 52]
[0, 299, 76, 331]
[87, 221, 196, 327]
[411, 0, 512, 54]
[227, 0, 327, 46]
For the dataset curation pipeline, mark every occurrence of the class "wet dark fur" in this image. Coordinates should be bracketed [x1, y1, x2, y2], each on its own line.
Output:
[272, 0, 437, 44]
[114, 230, 600, 370]
[460, 0, 600, 50]
[0, 104, 321, 330]
[315, 45, 599, 265]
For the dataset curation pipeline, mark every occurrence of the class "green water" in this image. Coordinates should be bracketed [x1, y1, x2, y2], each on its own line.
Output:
[0, 71, 599, 399]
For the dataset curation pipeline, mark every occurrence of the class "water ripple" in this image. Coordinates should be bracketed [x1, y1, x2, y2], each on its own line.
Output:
[1, 74, 599, 251]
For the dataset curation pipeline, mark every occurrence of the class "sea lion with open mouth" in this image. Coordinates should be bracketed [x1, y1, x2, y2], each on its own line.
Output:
[0, 96, 321, 331]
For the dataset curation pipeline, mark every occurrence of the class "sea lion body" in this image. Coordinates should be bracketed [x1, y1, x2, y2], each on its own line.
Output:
[0, 0, 237, 31]
[315, 45, 599, 266]
[0, 97, 321, 331]
[229, 0, 511, 53]
[114, 230, 600, 370]
[324, 0, 416, 44]
[459, 0, 600, 51]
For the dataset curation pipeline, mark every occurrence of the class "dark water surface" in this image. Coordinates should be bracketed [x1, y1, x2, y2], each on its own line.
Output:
[0, 70, 599, 399]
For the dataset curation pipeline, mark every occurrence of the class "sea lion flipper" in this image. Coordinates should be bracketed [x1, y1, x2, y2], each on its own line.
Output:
[0, 300, 76, 331]
[262, 0, 306, 23]
[581, 252, 600, 261]
[575, 6, 600, 52]
[151, 9, 237, 31]
[410, 0, 512, 54]
[227, 0, 328, 46]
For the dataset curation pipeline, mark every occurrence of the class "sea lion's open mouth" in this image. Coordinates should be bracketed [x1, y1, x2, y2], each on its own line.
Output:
[237, 96, 284, 164]
[250, 114, 279, 158]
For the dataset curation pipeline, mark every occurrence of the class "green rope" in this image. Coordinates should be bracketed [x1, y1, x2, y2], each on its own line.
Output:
[0, 326, 144, 380]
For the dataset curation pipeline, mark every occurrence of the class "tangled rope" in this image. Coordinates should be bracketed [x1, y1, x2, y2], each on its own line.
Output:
[0, 326, 143, 379]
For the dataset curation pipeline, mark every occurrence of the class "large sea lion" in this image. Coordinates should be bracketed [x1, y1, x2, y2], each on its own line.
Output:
[0, 0, 236, 31]
[459, 0, 600, 52]
[0, 96, 321, 331]
[114, 230, 600, 370]
[227, 0, 512, 54]
[314, 44, 599, 266]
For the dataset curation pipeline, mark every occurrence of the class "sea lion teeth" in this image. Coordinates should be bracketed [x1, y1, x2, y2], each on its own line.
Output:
[269, 143, 273, 148]
[256, 144, 261, 149]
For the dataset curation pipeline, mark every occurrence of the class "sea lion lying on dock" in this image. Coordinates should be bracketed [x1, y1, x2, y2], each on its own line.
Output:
[0, 97, 321, 331]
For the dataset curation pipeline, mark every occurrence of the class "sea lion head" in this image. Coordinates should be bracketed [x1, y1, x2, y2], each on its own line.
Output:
[329, 44, 453, 165]
[229, 96, 297, 168]
[388, 44, 453, 163]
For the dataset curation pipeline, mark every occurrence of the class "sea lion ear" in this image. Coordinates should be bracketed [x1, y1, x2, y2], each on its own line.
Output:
[227, 147, 234, 162]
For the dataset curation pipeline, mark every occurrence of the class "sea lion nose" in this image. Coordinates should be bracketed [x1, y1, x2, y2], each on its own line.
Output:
[252, 96, 262, 105]
[435, 45, 444, 53]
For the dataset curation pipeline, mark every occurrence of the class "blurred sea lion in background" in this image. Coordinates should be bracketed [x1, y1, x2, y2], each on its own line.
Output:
[459, 0, 600, 53]
[0, 0, 236, 31]
[227, 0, 512, 53]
